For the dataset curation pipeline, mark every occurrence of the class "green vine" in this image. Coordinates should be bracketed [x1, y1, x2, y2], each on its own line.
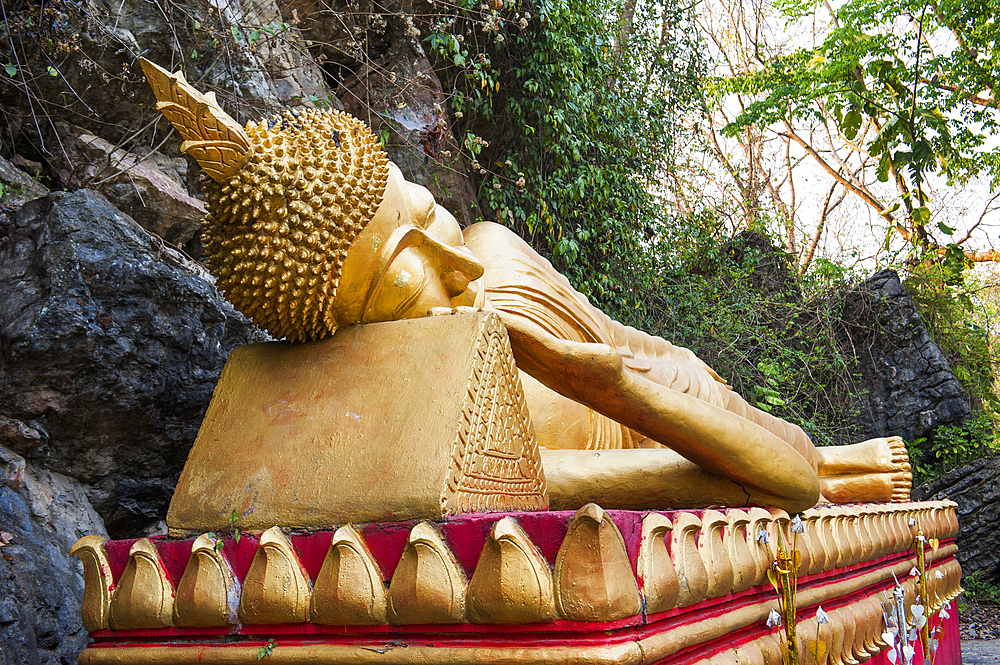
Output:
[427, 0, 705, 314]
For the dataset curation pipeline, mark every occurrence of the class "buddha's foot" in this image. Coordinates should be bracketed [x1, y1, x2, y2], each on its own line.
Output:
[886, 435, 913, 501]
[816, 435, 912, 504]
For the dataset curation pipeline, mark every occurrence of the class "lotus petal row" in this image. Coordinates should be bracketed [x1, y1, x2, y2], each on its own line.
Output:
[70, 501, 961, 631]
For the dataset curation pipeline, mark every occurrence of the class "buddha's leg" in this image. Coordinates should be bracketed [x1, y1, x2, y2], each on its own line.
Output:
[501, 312, 821, 513]
[540, 447, 805, 511]
[814, 436, 912, 503]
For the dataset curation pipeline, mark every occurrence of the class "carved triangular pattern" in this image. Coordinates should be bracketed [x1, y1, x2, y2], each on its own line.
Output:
[448, 313, 547, 513]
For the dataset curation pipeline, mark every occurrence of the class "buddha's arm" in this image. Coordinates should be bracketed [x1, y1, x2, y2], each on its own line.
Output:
[598, 313, 817, 469]
[499, 312, 821, 511]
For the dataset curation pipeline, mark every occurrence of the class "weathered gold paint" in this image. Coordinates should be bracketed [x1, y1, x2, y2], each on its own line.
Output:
[636, 513, 679, 613]
[467, 516, 556, 623]
[669, 511, 709, 608]
[554, 504, 642, 622]
[311, 524, 388, 625]
[75, 503, 956, 633]
[747, 507, 775, 587]
[108, 538, 174, 630]
[736, 639, 768, 665]
[799, 509, 825, 575]
[78, 642, 645, 665]
[388, 521, 467, 624]
[166, 313, 546, 534]
[69, 536, 112, 632]
[239, 527, 311, 625]
[173, 533, 238, 627]
[636, 548, 959, 665]
[75, 539, 963, 664]
[699, 510, 734, 599]
[726, 510, 756, 594]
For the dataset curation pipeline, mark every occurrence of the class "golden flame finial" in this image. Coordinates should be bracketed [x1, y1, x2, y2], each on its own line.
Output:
[139, 57, 252, 182]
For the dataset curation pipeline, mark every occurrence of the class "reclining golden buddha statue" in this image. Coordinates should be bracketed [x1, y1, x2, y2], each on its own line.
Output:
[140, 59, 911, 528]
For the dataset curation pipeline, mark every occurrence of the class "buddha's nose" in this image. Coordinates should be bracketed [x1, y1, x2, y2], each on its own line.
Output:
[442, 270, 472, 297]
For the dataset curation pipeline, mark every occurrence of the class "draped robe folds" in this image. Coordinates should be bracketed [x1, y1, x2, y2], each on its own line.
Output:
[463, 222, 817, 473]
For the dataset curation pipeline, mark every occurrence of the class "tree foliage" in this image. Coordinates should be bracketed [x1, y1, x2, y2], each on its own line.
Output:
[714, 0, 1000, 261]
[427, 0, 704, 312]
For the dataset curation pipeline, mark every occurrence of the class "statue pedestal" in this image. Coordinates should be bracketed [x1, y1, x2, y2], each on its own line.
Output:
[73, 501, 962, 665]
[167, 312, 547, 535]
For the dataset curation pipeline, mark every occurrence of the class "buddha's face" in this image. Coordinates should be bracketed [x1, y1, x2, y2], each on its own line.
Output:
[333, 164, 484, 326]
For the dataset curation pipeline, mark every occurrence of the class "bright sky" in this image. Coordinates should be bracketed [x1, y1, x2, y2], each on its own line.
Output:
[692, 0, 1000, 273]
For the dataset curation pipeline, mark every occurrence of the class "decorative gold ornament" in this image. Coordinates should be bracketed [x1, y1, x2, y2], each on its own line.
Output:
[466, 516, 555, 623]
[670, 511, 709, 608]
[554, 503, 641, 622]
[758, 632, 786, 665]
[239, 527, 311, 625]
[108, 538, 174, 630]
[73, 502, 966, 665]
[637, 512, 679, 613]
[173, 533, 239, 627]
[139, 59, 252, 182]
[69, 536, 113, 632]
[388, 521, 467, 624]
[747, 507, 775, 587]
[727, 510, 756, 594]
[736, 638, 768, 665]
[799, 509, 826, 575]
[699, 509, 734, 599]
[311, 524, 388, 625]
[199, 108, 389, 342]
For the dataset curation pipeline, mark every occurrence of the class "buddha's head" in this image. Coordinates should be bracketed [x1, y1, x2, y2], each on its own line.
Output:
[140, 58, 483, 341]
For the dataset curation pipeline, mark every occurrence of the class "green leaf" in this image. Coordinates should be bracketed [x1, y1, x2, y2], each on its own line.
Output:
[47, 66, 58, 77]
[877, 155, 891, 182]
[842, 110, 862, 140]
[913, 206, 931, 227]
[937, 221, 955, 235]
[3, 64, 14, 77]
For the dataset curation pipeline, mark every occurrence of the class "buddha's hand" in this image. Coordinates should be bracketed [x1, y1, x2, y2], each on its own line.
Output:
[423, 306, 627, 406]
[494, 311, 626, 406]
[427, 306, 482, 316]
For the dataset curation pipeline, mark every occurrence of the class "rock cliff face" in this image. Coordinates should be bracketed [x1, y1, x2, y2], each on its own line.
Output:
[913, 454, 1000, 583]
[1, 446, 107, 665]
[842, 269, 971, 443]
[0, 190, 264, 538]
